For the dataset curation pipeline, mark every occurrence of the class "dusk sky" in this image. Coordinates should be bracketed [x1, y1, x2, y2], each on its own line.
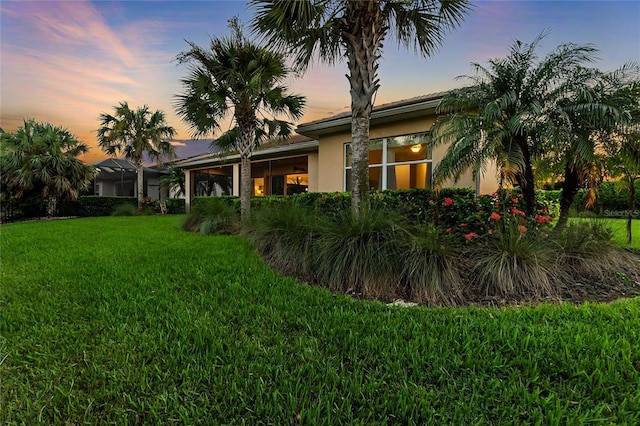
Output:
[1, 0, 639, 163]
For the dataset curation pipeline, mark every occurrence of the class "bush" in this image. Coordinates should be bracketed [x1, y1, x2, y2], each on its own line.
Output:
[464, 222, 558, 299]
[313, 208, 407, 300]
[573, 181, 640, 216]
[401, 224, 463, 306]
[244, 201, 320, 279]
[164, 198, 185, 214]
[183, 197, 239, 235]
[111, 203, 137, 216]
[74, 196, 139, 217]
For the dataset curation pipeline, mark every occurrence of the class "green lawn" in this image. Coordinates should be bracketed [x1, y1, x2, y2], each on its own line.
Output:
[2, 216, 639, 424]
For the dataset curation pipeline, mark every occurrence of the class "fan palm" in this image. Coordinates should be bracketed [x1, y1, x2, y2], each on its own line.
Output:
[174, 18, 305, 219]
[1, 119, 96, 210]
[251, 0, 470, 214]
[160, 166, 186, 198]
[97, 102, 176, 207]
[432, 33, 602, 216]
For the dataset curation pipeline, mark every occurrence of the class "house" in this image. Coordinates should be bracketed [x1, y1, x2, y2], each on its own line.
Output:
[90, 158, 170, 201]
[173, 92, 499, 211]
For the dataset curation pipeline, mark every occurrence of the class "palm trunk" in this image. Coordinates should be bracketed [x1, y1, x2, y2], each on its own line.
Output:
[237, 119, 255, 220]
[136, 161, 144, 208]
[516, 138, 537, 217]
[240, 154, 251, 220]
[343, 0, 385, 216]
[627, 176, 636, 245]
[556, 165, 580, 230]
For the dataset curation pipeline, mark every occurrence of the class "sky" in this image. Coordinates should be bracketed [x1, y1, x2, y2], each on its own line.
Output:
[1, 0, 639, 163]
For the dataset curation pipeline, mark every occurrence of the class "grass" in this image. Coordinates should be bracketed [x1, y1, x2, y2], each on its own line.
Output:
[1, 216, 640, 424]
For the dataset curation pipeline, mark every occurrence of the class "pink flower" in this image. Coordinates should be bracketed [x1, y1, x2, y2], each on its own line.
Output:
[460, 223, 467, 227]
[490, 212, 501, 221]
[512, 198, 519, 204]
[445, 228, 453, 234]
[491, 192, 498, 198]
[465, 232, 478, 241]
[444, 197, 454, 207]
[511, 208, 525, 217]
[517, 225, 527, 233]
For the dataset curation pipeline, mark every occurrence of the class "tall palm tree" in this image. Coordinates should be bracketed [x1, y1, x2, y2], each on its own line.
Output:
[431, 34, 601, 216]
[174, 18, 305, 219]
[97, 102, 176, 207]
[251, 0, 470, 215]
[1, 119, 96, 212]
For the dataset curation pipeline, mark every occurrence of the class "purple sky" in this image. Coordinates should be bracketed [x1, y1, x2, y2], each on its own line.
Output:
[1, 0, 639, 163]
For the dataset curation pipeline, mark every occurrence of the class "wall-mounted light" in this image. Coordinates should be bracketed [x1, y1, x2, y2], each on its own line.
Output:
[410, 144, 422, 153]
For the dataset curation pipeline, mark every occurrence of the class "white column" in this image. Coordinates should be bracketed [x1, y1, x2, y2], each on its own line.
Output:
[184, 169, 192, 213]
[232, 163, 240, 196]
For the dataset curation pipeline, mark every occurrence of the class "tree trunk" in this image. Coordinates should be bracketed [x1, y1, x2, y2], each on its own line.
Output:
[556, 164, 580, 230]
[518, 138, 537, 217]
[627, 176, 636, 245]
[136, 161, 144, 208]
[240, 154, 251, 220]
[236, 118, 255, 220]
[343, 0, 385, 216]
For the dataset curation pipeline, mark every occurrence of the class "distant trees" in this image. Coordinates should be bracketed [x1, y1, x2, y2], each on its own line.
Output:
[97, 102, 176, 207]
[174, 18, 305, 219]
[251, 0, 470, 215]
[0, 119, 96, 213]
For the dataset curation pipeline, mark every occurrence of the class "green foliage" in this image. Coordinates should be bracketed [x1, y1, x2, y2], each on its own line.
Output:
[175, 18, 305, 219]
[68, 196, 138, 217]
[110, 203, 137, 216]
[182, 197, 239, 235]
[2, 217, 640, 424]
[164, 197, 185, 214]
[0, 119, 96, 202]
[574, 181, 640, 215]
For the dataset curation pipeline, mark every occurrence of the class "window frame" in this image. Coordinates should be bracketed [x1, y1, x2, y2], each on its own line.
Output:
[343, 132, 433, 191]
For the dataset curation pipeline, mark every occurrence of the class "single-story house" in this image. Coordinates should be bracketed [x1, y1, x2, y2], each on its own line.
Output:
[89, 158, 170, 201]
[173, 92, 499, 211]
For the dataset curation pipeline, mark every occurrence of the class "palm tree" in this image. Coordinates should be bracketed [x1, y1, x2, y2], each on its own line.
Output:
[431, 33, 601, 216]
[97, 102, 176, 207]
[174, 18, 305, 219]
[251, 0, 470, 215]
[160, 166, 186, 198]
[1, 119, 96, 213]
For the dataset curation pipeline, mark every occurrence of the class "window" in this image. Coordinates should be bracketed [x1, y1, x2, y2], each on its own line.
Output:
[344, 133, 432, 190]
[192, 166, 233, 196]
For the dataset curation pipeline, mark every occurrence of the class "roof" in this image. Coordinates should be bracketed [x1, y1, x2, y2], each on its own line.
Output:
[172, 134, 317, 169]
[90, 158, 168, 178]
[296, 91, 448, 138]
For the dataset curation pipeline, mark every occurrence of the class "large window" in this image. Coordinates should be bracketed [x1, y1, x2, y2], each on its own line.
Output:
[251, 156, 309, 196]
[345, 133, 432, 190]
[192, 166, 233, 197]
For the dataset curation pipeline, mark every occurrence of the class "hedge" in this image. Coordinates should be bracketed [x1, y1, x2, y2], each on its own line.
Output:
[164, 198, 186, 215]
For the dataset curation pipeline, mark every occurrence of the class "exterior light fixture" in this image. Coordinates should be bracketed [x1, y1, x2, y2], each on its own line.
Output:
[410, 144, 422, 153]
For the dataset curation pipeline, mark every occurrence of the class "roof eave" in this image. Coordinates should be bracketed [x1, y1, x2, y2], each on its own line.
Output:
[297, 98, 442, 138]
[174, 140, 319, 169]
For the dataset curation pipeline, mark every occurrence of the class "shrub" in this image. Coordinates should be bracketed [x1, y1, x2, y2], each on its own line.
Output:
[555, 221, 640, 285]
[75, 196, 138, 217]
[183, 197, 239, 235]
[401, 224, 463, 306]
[244, 201, 319, 279]
[314, 208, 407, 300]
[464, 222, 558, 299]
[111, 203, 137, 216]
[164, 198, 185, 214]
